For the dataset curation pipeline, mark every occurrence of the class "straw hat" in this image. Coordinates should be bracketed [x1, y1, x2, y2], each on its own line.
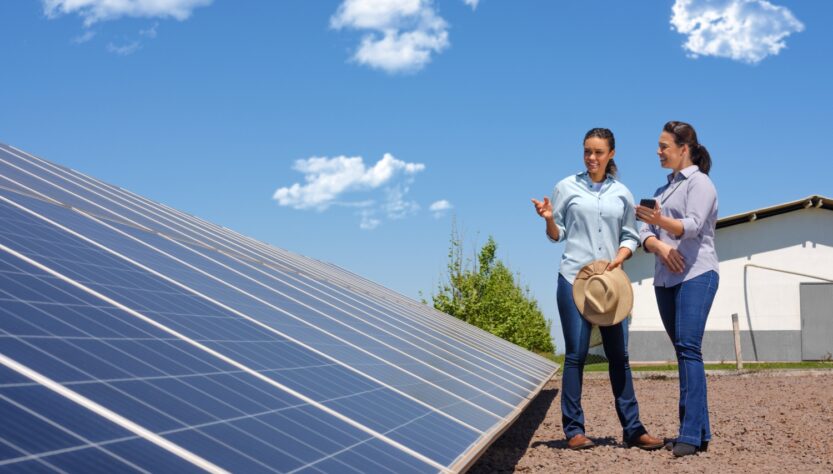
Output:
[572, 260, 633, 326]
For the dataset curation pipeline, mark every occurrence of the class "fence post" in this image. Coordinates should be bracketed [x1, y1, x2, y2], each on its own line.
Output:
[731, 313, 743, 370]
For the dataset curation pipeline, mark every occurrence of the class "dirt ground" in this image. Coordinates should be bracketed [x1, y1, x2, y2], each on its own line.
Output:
[470, 371, 833, 473]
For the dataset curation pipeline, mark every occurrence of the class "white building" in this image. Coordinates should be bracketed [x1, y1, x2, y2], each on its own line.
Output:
[626, 195, 833, 362]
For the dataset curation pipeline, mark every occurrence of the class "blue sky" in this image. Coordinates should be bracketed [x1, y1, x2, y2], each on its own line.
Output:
[1, 0, 831, 353]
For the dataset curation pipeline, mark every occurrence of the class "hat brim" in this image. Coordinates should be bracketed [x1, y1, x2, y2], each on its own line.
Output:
[572, 260, 633, 327]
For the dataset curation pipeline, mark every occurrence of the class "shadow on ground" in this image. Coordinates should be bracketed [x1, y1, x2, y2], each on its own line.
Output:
[530, 436, 619, 450]
[468, 387, 559, 473]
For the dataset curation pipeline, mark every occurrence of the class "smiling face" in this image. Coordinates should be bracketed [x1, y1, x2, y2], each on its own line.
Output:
[657, 131, 692, 172]
[584, 136, 615, 182]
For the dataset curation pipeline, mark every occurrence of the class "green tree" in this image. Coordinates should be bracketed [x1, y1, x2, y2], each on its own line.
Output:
[427, 224, 555, 354]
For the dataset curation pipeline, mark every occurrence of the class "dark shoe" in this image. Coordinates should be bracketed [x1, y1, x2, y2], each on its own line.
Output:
[665, 439, 708, 452]
[625, 433, 664, 451]
[672, 442, 698, 457]
[567, 433, 595, 450]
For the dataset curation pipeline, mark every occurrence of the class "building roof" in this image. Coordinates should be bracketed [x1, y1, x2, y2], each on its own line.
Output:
[717, 195, 833, 229]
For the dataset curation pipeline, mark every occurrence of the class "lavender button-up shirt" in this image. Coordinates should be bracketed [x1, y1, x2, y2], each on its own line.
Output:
[639, 165, 719, 287]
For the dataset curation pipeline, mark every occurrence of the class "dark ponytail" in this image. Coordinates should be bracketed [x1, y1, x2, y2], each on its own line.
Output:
[663, 121, 711, 174]
[584, 127, 618, 177]
[606, 159, 618, 177]
[692, 143, 712, 175]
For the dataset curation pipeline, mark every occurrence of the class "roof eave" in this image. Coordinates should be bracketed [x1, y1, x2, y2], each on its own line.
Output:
[717, 195, 833, 230]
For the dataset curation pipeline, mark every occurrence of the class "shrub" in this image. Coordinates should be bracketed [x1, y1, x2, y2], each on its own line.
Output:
[427, 225, 554, 353]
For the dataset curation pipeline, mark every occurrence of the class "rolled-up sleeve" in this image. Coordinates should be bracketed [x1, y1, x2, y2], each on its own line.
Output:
[680, 176, 717, 240]
[619, 192, 639, 252]
[639, 222, 657, 250]
[548, 183, 567, 243]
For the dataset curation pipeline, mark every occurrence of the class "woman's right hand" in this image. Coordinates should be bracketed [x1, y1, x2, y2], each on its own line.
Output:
[654, 240, 686, 273]
[531, 197, 553, 220]
[635, 202, 662, 226]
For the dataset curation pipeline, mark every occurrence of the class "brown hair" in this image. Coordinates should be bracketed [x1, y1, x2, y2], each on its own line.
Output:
[663, 121, 711, 175]
[584, 127, 617, 177]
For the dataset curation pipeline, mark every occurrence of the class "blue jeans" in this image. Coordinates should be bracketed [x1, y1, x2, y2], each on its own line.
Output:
[655, 270, 719, 446]
[557, 275, 646, 441]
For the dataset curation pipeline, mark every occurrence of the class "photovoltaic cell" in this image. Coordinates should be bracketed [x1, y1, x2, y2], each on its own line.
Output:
[0, 143, 558, 472]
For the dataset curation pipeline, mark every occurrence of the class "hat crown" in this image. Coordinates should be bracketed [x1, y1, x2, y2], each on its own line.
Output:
[585, 274, 619, 314]
[572, 259, 633, 327]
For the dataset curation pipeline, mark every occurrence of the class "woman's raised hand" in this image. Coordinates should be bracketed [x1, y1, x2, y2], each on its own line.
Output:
[531, 197, 553, 220]
[635, 202, 663, 225]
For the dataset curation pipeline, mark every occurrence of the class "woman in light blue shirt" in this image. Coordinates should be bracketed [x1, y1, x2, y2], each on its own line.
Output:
[532, 128, 662, 451]
[636, 121, 719, 457]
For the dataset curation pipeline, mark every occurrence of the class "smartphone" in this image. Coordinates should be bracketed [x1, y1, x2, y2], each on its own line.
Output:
[639, 198, 657, 209]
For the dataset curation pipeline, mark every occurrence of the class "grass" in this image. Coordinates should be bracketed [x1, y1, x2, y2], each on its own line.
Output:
[539, 353, 833, 372]
[537, 352, 560, 364]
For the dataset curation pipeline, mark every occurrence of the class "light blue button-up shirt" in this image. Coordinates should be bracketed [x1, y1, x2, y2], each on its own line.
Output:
[549, 172, 639, 282]
[639, 164, 719, 287]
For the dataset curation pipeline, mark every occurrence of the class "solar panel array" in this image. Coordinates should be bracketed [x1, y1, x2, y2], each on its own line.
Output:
[0, 143, 558, 473]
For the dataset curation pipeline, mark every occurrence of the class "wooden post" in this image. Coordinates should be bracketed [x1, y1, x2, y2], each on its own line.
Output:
[732, 313, 743, 370]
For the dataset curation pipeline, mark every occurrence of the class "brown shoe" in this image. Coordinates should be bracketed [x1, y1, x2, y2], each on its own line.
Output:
[625, 433, 664, 451]
[567, 434, 595, 450]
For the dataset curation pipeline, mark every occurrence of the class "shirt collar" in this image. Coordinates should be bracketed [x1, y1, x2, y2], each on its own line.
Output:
[667, 164, 699, 183]
[578, 171, 615, 185]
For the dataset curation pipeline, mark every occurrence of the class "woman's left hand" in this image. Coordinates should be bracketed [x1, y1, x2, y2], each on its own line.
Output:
[606, 257, 625, 271]
[636, 203, 662, 225]
[606, 247, 632, 271]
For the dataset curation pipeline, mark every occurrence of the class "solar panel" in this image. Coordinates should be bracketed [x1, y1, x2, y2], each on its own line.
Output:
[0, 143, 558, 473]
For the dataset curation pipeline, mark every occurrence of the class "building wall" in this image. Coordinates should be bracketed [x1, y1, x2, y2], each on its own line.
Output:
[625, 208, 833, 362]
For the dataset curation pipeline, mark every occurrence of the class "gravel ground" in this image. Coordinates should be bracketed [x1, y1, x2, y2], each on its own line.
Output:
[470, 371, 833, 473]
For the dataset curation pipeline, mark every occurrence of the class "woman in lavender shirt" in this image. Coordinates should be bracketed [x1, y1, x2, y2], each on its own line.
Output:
[636, 121, 719, 457]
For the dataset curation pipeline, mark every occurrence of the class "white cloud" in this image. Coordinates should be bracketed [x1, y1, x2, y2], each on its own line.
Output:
[274, 153, 425, 211]
[429, 199, 452, 218]
[463, 0, 479, 10]
[429, 200, 452, 212]
[140, 22, 159, 38]
[99, 23, 158, 55]
[42, 0, 212, 26]
[274, 153, 431, 230]
[383, 185, 420, 219]
[332, 200, 376, 209]
[670, 0, 804, 64]
[330, 0, 450, 73]
[331, 0, 425, 30]
[106, 40, 141, 56]
[72, 30, 96, 44]
[359, 210, 381, 230]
